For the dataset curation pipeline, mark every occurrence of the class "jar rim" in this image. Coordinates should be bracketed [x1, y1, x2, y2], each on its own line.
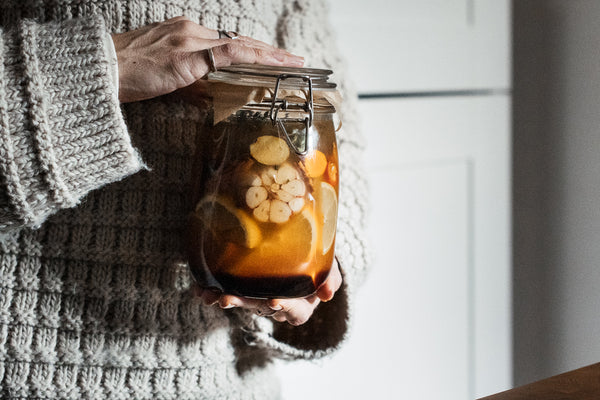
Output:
[207, 64, 337, 90]
[242, 99, 336, 115]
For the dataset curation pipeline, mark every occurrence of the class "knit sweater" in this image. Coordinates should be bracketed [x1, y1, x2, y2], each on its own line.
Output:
[0, 1, 369, 399]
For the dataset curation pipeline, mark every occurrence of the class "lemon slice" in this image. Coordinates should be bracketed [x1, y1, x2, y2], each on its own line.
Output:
[195, 195, 262, 248]
[250, 135, 290, 165]
[319, 182, 338, 254]
[282, 208, 318, 264]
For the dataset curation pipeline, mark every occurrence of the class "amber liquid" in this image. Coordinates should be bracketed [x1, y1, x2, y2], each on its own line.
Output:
[186, 114, 339, 298]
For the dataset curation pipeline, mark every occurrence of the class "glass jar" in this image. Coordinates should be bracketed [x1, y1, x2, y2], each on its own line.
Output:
[185, 64, 340, 298]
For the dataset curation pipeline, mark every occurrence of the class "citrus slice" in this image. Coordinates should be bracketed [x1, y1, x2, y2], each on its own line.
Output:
[319, 182, 338, 254]
[303, 150, 327, 177]
[326, 161, 338, 184]
[250, 135, 290, 165]
[225, 208, 318, 276]
[195, 195, 262, 248]
[265, 208, 317, 264]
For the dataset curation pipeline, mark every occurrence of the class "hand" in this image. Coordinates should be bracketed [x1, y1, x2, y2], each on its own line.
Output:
[112, 16, 304, 103]
[197, 261, 343, 326]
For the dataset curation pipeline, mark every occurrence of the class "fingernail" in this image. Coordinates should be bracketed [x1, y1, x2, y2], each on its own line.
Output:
[269, 304, 283, 311]
[221, 303, 236, 309]
[319, 289, 334, 302]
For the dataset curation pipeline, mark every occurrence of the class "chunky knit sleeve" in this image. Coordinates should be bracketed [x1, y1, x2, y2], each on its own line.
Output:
[0, 16, 144, 232]
[239, 0, 371, 360]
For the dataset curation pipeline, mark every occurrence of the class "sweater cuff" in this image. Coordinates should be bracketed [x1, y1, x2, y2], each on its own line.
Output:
[103, 32, 119, 99]
[0, 17, 143, 229]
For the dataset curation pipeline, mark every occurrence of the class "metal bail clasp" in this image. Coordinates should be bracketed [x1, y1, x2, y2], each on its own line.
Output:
[269, 74, 314, 155]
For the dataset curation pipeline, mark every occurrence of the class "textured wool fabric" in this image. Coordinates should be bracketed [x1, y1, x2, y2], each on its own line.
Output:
[0, 1, 369, 399]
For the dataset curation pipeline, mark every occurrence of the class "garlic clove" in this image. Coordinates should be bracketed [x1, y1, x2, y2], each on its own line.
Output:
[249, 175, 262, 187]
[281, 179, 306, 197]
[260, 168, 276, 186]
[246, 186, 268, 209]
[269, 199, 292, 223]
[275, 189, 295, 203]
[275, 163, 298, 184]
[288, 197, 305, 213]
[253, 200, 271, 222]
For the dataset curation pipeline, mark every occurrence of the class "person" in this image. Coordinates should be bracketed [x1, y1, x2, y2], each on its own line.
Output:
[0, 0, 368, 398]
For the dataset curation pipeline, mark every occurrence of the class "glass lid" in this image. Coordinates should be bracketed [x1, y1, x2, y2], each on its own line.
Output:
[207, 64, 337, 90]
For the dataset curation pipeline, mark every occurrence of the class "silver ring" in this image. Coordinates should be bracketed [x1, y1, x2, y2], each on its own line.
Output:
[218, 30, 239, 40]
[206, 47, 217, 72]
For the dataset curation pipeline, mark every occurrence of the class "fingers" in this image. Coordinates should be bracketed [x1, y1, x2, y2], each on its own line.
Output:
[195, 288, 319, 326]
[269, 295, 320, 326]
[218, 294, 262, 309]
[195, 257, 344, 326]
[235, 35, 285, 52]
[198, 290, 258, 309]
[116, 15, 305, 102]
[209, 40, 304, 69]
[163, 16, 220, 39]
[316, 260, 343, 302]
[163, 15, 304, 67]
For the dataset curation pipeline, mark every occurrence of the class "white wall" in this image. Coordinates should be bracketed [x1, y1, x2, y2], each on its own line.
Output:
[513, 0, 600, 386]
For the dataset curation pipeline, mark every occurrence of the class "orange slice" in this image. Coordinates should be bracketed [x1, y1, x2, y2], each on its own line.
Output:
[319, 182, 338, 254]
[303, 150, 327, 177]
[195, 195, 262, 248]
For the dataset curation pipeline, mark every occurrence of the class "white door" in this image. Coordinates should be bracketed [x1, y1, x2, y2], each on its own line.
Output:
[276, 95, 511, 400]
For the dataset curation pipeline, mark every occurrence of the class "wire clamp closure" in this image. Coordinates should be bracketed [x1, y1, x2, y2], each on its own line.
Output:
[269, 74, 314, 155]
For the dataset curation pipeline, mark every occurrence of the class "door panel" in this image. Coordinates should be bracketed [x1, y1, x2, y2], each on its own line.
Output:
[276, 95, 511, 399]
[328, 0, 510, 93]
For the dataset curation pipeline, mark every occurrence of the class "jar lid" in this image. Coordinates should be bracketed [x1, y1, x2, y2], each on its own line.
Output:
[207, 64, 337, 90]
